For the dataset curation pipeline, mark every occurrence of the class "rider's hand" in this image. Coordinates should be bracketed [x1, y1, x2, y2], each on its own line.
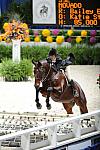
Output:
[46, 58, 52, 64]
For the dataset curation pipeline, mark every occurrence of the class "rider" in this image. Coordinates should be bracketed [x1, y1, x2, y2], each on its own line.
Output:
[46, 48, 79, 97]
[47, 48, 62, 71]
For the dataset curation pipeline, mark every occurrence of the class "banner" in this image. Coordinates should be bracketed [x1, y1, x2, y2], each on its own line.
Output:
[33, 0, 56, 24]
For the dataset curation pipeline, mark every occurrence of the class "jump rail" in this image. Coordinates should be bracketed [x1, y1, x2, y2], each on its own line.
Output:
[0, 41, 100, 48]
[0, 110, 100, 150]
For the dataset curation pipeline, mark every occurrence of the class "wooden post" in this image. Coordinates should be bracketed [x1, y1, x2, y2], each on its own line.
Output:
[48, 125, 57, 147]
[21, 133, 30, 150]
[0, 142, 1, 150]
[95, 114, 100, 131]
[73, 120, 81, 138]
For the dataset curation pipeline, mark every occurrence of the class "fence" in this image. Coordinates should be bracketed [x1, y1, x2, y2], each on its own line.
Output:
[0, 110, 100, 150]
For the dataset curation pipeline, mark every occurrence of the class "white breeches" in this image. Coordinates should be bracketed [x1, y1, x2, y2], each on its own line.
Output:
[65, 66, 71, 81]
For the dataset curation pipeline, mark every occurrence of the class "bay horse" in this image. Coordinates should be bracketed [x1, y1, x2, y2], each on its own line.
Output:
[33, 60, 88, 114]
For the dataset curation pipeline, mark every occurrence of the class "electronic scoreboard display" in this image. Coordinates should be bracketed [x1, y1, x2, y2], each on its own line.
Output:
[56, 0, 100, 26]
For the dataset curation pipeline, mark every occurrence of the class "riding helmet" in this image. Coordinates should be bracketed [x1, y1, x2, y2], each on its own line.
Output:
[49, 48, 57, 56]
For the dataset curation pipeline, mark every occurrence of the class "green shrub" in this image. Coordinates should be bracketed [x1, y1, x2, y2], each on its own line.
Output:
[0, 45, 100, 64]
[53, 46, 100, 65]
[20, 59, 33, 80]
[21, 45, 50, 61]
[0, 59, 33, 81]
[0, 45, 12, 62]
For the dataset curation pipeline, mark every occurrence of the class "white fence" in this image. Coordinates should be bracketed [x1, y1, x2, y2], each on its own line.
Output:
[0, 41, 100, 48]
[0, 110, 100, 150]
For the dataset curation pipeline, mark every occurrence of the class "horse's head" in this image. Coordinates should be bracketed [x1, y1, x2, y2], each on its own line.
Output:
[33, 60, 51, 88]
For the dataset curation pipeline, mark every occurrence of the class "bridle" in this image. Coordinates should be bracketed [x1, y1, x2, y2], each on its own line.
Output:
[34, 63, 52, 84]
[41, 63, 52, 83]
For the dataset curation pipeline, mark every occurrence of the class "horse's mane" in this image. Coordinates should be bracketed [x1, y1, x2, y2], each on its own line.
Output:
[40, 59, 47, 64]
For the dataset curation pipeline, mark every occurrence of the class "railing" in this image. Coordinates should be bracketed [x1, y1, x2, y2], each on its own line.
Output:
[0, 41, 100, 48]
[0, 110, 100, 150]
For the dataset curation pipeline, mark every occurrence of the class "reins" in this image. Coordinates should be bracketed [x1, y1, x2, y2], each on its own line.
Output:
[41, 64, 52, 83]
[60, 69, 69, 85]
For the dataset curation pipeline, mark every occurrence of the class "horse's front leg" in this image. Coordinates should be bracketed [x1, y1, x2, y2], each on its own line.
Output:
[46, 87, 53, 110]
[35, 87, 42, 109]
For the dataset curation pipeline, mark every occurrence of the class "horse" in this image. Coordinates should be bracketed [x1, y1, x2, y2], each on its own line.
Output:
[33, 60, 88, 114]
[40, 5, 48, 17]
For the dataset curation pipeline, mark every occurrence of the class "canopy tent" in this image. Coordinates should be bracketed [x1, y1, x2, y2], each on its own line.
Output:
[0, 0, 12, 14]
[0, 0, 26, 15]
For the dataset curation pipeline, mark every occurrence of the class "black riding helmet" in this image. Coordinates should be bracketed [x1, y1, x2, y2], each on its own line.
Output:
[49, 48, 57, 56]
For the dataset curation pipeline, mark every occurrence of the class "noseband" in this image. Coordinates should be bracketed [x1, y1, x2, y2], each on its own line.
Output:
[35, 63, 52, 84]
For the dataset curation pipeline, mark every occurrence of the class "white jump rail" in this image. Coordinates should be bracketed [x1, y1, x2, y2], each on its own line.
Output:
[0, 41, 100, 48]
[0, 110, 100, 150]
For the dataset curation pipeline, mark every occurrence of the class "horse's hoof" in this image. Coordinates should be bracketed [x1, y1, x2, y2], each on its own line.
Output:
[36, 103, 42, 109]
[47, 104, 51, 110]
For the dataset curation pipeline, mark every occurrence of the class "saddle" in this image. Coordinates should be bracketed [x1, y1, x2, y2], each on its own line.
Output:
[60, 80, 79, 101]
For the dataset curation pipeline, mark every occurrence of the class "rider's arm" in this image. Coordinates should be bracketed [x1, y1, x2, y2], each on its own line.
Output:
[61, 59, 72, 66]
[46, 57, 52, 64]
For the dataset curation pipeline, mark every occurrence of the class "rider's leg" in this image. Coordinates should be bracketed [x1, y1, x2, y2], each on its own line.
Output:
[52, 63, 58, 72]
[65, 66, 71, 81]
[65, 66, 79, 97]
[69, 80, 79, 97]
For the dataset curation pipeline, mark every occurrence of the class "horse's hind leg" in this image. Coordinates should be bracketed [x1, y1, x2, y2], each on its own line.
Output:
[62, 103, 73, 114]
[80, 106, 88, 114]
[81, 102, 88, 114]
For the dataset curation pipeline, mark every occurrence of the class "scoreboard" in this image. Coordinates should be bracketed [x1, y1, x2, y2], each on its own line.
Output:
[32, 0, 100, 28]
[56, 0, 100, 26]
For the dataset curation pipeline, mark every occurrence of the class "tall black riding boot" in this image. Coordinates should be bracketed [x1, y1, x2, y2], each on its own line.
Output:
[69, 79, 79, 97]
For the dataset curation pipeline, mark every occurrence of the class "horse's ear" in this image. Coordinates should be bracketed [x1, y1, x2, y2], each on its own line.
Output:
[38, 61, 42, 67]
[32, 60, 37, 66]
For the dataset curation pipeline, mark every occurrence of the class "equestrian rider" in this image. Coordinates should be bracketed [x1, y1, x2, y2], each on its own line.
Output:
[46, 48, 79, 97]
